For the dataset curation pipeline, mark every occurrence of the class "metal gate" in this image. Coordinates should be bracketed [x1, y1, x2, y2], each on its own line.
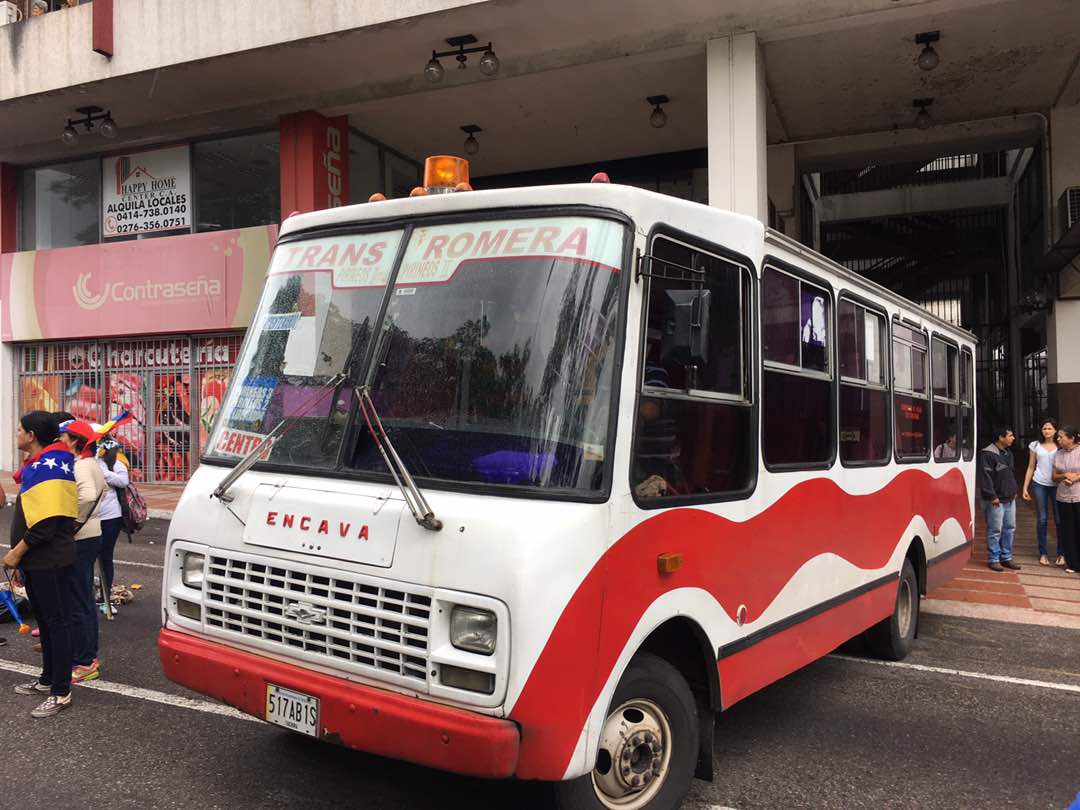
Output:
[16, 333, 244, 483]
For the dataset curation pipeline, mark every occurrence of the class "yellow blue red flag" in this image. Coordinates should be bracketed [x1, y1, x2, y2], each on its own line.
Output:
[18, 444, 78, 529]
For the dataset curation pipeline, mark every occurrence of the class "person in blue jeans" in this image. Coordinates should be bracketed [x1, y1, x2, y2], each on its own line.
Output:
[979, 426, 1020, 572]
[1022, 418, 1065, 567]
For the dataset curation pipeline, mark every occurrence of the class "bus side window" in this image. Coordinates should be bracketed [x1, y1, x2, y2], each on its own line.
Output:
[838, 298, 889, 464]
[893, 322, 930, 460]
[632, 236, 753, 502]
[960, 348, 975, 460]
[762, 266, 833, 468]
[931, 336, 960, 462]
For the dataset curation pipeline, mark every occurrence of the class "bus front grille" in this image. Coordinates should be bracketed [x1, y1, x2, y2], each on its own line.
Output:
[203, 551, 432, 686]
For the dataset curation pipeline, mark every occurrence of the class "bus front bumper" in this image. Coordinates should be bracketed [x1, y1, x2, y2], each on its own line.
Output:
[158, 628, 520, 779]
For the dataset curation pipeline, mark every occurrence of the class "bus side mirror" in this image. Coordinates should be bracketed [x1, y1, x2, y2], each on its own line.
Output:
[661, 288, 710, 368]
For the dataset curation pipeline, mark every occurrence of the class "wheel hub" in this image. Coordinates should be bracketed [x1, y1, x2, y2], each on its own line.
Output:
[592, 699, 672, 809]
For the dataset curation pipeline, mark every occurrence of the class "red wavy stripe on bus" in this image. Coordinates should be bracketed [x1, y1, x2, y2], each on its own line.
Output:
[510, 467, 971, 779]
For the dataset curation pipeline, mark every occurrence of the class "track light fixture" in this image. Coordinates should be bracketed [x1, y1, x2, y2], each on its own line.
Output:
[461, 124, 482, 155]
[61, 106, 118, 146]
[647, 95, 669, 129]
[915, 31, 941, 71]
[425, 35, 500, 83]
[913, 98, 933, 130]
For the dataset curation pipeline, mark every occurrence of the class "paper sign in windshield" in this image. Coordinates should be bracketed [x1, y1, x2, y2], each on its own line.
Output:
[271, 231, 403, 289]
[398, 217, 624, 286]
[215, 427, 277, 460]
[232, 376, 277, 425]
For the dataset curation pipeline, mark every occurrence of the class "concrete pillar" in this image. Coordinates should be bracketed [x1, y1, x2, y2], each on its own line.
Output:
[1047, 300, 1080, 427]
[706, 33, 768, 222]
[1046, 105, 1080, 427]
[279, 111, 350, 218]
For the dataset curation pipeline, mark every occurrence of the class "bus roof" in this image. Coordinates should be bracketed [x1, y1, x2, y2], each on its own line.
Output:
[279, 182, 975, 344]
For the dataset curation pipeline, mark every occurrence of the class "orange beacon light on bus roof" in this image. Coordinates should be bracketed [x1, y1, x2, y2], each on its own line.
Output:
[423, 156, 472, 193]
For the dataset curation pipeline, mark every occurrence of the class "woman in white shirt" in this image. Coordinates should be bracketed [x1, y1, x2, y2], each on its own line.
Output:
[95, 436, 130, 606]
[1022, 418, 1064, 566]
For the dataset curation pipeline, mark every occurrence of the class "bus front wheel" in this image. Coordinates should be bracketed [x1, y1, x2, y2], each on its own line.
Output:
[551, 652, 699, 810]
[865, 558, 919, 661]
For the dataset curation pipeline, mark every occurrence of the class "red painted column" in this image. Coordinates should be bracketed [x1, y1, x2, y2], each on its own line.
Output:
[92, 0, 114, 58]
[279, 112, 350, 218]
[0, 163, 17, 254]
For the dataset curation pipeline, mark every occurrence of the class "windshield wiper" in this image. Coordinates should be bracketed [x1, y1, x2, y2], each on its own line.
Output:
[355, 385, 443, 532]
[211, 372, 346, 504]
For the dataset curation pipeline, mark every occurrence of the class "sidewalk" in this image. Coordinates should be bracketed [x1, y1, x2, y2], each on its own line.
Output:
[924, 503, 1080, 628]
[2, 469, 182, 520]
[3, 468, 1079, 626]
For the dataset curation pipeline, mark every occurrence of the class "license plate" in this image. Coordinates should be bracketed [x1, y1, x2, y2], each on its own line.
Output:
[265, 684, 319, 737]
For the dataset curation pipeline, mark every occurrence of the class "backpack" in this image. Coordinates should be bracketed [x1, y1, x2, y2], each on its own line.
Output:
[118, 482, 148, 536]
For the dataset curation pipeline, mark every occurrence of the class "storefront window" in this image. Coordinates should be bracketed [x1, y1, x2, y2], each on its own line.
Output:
[19, 158, 100, 249]
[194, 132, 280, 232]
[349, 133, 382, 203]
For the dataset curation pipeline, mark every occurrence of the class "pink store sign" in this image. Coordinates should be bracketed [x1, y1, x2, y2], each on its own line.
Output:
[2, 224, 277, 342]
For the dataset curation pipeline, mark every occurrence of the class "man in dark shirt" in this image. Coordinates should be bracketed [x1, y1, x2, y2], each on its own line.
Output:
[979, 426, 1020, 572]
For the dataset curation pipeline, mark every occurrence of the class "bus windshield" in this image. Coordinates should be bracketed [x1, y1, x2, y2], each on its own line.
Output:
[205, 215, 627, 496]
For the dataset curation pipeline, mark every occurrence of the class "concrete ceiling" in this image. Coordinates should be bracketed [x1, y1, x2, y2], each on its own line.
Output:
[0, 0, 1076, 175]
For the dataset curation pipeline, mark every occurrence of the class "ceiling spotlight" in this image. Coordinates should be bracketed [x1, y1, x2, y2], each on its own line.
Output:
[61, 106, 117, 145]
[425, 53, 445, 83]
[99, 114, 118, 139]
[647, 95, 669, 129]
[478, 44, 500, 76]
[913, 98, 933, 130]
[461, 124, 482, 155]
[424, 35, 499, 82]
[915, 31, 940, 71]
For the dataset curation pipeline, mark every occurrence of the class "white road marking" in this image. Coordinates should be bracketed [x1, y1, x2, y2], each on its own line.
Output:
[830, 654, 1080, 694]
[0, 658, 259, 723]
[113, 559, 163, 570]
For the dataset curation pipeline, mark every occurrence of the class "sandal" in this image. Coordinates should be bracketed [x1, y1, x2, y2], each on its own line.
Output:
[1039, 555, 1050, 566]
[1056, 556, 1067, 567]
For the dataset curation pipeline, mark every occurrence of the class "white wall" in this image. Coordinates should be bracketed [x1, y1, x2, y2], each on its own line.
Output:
[1051, 104, 1080, 243]
[0, 0, 484, 101]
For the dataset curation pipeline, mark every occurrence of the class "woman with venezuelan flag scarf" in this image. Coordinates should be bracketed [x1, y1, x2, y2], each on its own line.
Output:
[2, 411, 78, 718]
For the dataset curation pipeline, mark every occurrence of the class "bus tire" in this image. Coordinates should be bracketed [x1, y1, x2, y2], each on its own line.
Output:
[865, 558, 919, 661]
[550, 652, 699, 810]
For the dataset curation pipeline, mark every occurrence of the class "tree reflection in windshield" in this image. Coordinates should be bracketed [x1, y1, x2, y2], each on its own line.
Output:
[353, 251, 623, 493]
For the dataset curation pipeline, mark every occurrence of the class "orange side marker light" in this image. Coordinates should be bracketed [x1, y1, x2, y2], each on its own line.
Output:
[368, 192, 387, 202]
[657, 552, 683, 575]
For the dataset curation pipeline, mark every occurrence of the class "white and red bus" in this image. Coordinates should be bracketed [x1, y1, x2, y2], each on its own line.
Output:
[160, 158, 975, 810]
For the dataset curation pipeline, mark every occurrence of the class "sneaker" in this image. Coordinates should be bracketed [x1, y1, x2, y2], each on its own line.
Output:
[1039, 555, 1050, 566]
[72, 660, 100, 684]
[30, 693, 71, 718]
[988, 562, 1005, 572]
[1001, 560, 1022, 570]
[14, 680, 50, 696]
[1056, 556, 1067, 567]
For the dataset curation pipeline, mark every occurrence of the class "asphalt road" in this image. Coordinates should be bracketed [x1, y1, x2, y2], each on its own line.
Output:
[0, 511, 1078, 810]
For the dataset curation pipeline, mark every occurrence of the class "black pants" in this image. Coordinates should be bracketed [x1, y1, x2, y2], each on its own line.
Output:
[23, 566, 75, 697]
[70, 537, 101, 667]
[99, 517, 123, 593]
[1058, 500, 1080, 571]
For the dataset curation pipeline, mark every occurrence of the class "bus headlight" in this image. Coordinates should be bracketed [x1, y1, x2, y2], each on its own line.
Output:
[450, 606, 497, 655]
[181, 552, 206, 589]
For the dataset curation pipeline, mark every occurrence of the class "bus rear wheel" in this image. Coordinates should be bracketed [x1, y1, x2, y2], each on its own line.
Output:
[551, 652, 698, 810]
[865, 558, 919, 661]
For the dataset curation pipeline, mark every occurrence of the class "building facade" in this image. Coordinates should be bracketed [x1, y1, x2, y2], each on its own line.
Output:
[2, 0, 1079, 479]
